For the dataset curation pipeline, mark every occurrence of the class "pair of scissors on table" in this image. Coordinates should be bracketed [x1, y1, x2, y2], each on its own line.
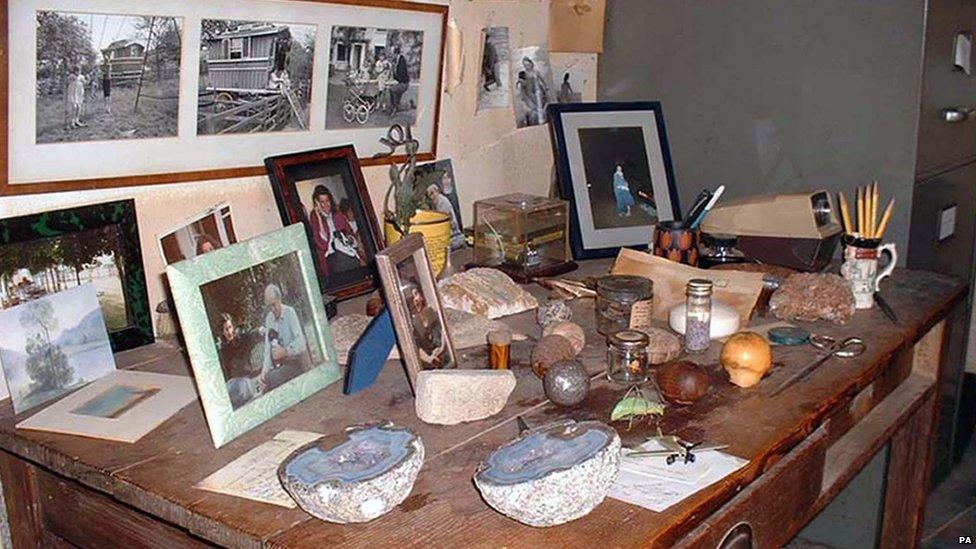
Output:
[769, 334, 866, 396]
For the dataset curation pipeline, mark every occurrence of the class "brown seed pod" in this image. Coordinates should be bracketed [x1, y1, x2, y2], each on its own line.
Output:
[541, 321, 586, 355]
[655, 360, 710, 405]
[531, 334, 576, 379]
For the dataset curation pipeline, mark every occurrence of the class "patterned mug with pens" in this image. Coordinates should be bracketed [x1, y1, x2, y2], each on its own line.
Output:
[838, 182, 898, 311]
[651, 186, 725, 266]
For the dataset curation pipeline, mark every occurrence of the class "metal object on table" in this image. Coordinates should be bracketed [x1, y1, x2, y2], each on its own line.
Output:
[873, 292, 899, 324]
[769, 335, 866, 396]
[625, 435, 730, 465]
[940, 107, 974, 123]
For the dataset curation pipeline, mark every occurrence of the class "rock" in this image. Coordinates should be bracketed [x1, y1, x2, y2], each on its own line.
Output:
[770, 273, 855, 324]
[439, 268, 538, 319]
[474, 420, 621, 527]
[278, 423, 424, 524]
[543, 360, 590, 406]
[537, 299, 573, 328]
[415, 369, 516, 425]
[531, 334, 577, 379]
[542, 321, 586, 354]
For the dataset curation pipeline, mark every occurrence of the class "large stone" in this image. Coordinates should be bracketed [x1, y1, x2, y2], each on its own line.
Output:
[439, 268, 538, 319]
[474, 420, 621, 527]
[414, 369, 516, 425]
[278, 423, 424, 524]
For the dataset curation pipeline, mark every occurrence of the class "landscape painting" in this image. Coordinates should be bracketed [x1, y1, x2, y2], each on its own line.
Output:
[0, 284, 116, 414]
[71, 384, 159, 418]
[35, 11, 182, 144]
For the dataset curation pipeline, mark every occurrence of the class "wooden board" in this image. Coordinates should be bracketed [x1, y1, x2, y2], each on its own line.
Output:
[0, 263, 964, 548]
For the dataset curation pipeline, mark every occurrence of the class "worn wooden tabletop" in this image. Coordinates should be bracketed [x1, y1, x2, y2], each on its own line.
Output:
[0, 260, 965, 548]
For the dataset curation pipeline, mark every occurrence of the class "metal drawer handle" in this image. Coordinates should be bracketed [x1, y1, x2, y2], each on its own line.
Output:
[941, 107, 975, 123]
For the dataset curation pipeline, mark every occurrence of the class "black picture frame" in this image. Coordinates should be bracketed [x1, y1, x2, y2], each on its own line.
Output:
[265, 145, 383, 300]
[0, 199, 154, 352]
[548, 101, 682, 260]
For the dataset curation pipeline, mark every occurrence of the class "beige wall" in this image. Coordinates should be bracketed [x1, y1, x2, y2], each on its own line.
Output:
[0, 0, 598, 331]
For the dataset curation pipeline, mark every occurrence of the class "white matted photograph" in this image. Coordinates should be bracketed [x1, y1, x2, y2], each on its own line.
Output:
[326, 26, 425, 129]
[35, 11, 182, 144]
[15, 370, 197, 442]
[0, 284, 116, 414]
[197, 20, 316, 135]
[511, 46, 554, 129]
[477, 27, 511, 111]
[157, 203, 237, 265]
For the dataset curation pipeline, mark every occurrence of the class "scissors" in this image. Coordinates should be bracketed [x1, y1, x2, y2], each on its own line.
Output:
[769, 335, 866, 396]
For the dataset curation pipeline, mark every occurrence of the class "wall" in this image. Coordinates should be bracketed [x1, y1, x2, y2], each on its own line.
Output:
[0, 0, 575, 328]
[599, 0, 926, 256]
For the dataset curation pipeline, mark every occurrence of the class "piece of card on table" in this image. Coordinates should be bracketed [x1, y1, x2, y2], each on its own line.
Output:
[511, 46, 555, 129]
[609, 439, 748, 513]
[158, 203, 237, 265]
[0, 284, 115, 414]
[15, 370, 196, 443]
[477, 27, 511, 110]
[196, 430, 323, 507]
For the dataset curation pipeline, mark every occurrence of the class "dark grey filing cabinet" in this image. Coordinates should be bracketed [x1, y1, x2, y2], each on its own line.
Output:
[908, 0, 976, 483]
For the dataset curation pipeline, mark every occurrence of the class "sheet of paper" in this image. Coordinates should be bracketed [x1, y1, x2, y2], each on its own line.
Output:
[549, 0, 607, 53]
[609, 441, 748, 513]
[196, 430, 322, 508]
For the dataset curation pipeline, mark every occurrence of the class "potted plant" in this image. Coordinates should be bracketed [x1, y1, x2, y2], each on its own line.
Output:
[376, 124, 452, 274]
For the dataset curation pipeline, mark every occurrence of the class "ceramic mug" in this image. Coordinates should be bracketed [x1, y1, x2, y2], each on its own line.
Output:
[651, 220, 700, 266]
[840, 236, 897, 309]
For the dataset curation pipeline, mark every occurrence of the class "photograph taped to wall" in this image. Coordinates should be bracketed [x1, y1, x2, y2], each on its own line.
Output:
[477, 27, 511, 110]
[197, 20, 315, 135]
[0, 284, 116, 414]
[549, 102, 681, 259]
[414, 159, 464, 248]
[552, 59, 585, 104]
[326, 26, 425, 129]
[158, 203, 237, 265]
[0, 199, 154, 351]
[35, 11, 182, 145]
[5, 0, 446, 193]
[512, 46, 555, 129]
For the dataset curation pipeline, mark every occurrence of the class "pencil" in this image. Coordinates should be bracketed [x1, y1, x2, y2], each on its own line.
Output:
[839, 192, 853, 236]
[876, 198, 895, 239]
[857, 187, 864, 236]
[871, 180, 880, 238]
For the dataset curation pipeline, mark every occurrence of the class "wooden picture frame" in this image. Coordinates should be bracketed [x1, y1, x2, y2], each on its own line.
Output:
[166, 223, 341, 447]
[375, 232, 455, 390]
[548, 101, 682, 259]
[0, 198, 155, 352]
[1, 0, 448, 196]
[15, 370, 197, 443]
[265, 145, 382, 300]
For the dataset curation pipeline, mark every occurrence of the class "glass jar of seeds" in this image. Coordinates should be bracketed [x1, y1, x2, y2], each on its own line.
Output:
[606, 329, 650, 384]
[595, 275, 653, 336]
[684, 278, 713, 354]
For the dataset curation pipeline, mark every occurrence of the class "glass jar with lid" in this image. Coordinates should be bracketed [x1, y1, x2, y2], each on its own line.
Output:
[606, 329, 650, 384]
[684, 278, 713, 354]
[595, 275, 653, 336]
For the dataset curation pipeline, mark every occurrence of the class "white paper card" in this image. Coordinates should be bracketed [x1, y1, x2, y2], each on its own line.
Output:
[609, 441, 748, 513]
[939, 205, 957, 241]
[196, 430, 322, 508]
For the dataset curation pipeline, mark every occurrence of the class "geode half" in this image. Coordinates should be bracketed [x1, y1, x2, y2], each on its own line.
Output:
[473, 420, 620, 527]
[278, 422, 424, 523]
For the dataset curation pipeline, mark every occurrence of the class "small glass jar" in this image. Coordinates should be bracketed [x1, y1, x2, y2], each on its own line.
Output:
[684, 279, 713, 354]
[699, 233, 750, 269]
[607, 329, 650, 384]
[595, 275, 653, 336]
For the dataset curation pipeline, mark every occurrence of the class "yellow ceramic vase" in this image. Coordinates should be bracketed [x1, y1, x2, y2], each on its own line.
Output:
[384, 209, 452, 276]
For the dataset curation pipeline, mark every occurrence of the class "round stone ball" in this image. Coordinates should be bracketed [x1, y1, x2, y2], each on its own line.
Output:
[543, 360, 590, 407]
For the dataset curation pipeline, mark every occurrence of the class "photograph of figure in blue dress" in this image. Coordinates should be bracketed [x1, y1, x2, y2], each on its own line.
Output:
[577, 126, 658, 230]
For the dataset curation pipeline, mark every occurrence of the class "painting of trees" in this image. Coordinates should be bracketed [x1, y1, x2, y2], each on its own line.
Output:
[19, 300, 73, 393]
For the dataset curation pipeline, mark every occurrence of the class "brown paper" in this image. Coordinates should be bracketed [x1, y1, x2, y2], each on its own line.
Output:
[549, 0, 607, 53]
[611, 249, 765, 323]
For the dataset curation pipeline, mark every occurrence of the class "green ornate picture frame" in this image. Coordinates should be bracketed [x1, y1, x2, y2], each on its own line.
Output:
[0, 199, 154, 352]
[166, 223, 341, 447]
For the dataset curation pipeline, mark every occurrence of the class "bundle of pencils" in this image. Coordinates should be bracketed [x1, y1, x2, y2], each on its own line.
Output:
[837, 180, 894, 240]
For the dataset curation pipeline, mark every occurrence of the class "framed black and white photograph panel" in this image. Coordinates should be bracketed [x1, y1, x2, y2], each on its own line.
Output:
[3, 0, 446, 196]
[549, 101, 681, 259]
[265, 145, 382, 301]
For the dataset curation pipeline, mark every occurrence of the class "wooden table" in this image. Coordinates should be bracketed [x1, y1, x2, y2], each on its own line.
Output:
[0, 261, 965, 548]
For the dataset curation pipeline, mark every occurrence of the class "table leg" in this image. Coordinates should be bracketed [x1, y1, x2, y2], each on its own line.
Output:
[0, 451, 43, 549]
